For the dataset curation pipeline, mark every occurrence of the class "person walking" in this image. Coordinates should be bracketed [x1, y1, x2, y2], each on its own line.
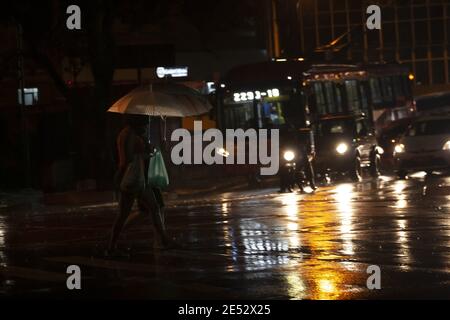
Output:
[107, 115, 174, 256]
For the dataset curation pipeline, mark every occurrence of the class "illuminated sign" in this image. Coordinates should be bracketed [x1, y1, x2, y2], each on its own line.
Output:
[206, 82, 216, 94]
[233, 88, 280, 102]
[156, 66, 188, 78]
[17, 88, 39, 106]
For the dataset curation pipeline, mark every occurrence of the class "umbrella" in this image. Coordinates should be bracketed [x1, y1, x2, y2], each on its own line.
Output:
[107, 83, 213, 117]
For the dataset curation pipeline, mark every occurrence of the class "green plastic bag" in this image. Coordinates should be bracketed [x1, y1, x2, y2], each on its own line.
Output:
[148, 149, 170, 189]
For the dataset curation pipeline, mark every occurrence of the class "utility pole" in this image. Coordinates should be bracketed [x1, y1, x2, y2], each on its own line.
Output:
[271, 0, 281, 58]
[296, 0, 305, 55]
[266, 0, 281, 59]
[16, 23, 32, 188]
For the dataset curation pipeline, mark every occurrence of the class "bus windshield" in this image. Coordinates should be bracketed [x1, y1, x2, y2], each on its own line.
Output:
[222, 87, 305, 130]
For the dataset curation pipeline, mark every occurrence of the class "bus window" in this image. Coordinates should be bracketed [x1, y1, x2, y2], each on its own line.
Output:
[345, 80, 361, 111]
[259, 101, 286, 128]
[222, 88, 304, 130]
[324, 82, 336, 114]
[313, 82, 327, 115]
[369, 77, 383, 106]
[358, 82, 369, 112]
[381, 76, 394, 105]
[224, 102, 255, 129]
[334, 83, 344, 113]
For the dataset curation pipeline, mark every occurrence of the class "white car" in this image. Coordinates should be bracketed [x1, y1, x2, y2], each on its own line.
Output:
[393, 115, 450, 178]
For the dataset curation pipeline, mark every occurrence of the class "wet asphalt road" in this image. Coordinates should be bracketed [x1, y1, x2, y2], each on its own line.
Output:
[0, 174, 449, 299]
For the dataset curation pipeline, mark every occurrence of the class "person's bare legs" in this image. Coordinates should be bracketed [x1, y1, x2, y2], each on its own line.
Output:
[151, 207, 168, 249]
[138, 189, 169, 247]
[123, 210, 149, 229]
[108, 192, 135, 252]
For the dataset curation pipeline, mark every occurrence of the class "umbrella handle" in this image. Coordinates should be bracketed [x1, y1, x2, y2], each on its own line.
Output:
[148, 115, 151, 144]
[162, 116, 167, 143]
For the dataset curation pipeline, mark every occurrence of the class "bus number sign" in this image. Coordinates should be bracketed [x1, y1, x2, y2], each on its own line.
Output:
[233, 88, 280, 103]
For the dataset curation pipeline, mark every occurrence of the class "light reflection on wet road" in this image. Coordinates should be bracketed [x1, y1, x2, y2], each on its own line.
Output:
[0, 175, 449, 299]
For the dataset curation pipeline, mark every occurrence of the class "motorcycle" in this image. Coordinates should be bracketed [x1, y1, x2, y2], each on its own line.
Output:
[279, 148, 317, 193]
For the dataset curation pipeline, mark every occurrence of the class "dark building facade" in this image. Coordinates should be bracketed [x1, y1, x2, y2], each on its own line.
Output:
[279, 0, 450, 94]
[0, 0, 270, 191]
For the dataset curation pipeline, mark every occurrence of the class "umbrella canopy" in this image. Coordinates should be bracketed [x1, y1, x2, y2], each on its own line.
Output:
[107, 83, 213, 117]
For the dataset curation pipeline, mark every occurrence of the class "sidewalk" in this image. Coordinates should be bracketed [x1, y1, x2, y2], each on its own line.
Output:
[0, 189, 44, 210]
[0, 176, 252, 210]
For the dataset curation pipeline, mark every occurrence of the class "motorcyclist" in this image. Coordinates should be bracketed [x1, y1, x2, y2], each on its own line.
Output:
[279, 122, 317, 193]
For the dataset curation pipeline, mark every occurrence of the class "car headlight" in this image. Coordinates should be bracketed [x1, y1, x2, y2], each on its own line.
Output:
[336, 143, 348, 155]
[283, 151, 295, 162]
[394, 144, 405, 154]
[443, 141, 450, 151]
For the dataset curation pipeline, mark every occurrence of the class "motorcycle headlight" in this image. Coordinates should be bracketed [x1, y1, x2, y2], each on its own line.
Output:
[283, 151, 295, 162]
[394, 144, 405, 154]
[216, 147, 230, 158]
[443, 141, 450, 151]
[336, 143, 348, 155]
[376, 146, 385, 155]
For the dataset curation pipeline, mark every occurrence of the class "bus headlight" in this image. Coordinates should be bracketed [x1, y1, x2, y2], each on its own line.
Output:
[283, 151, 295, 162]
[336, 143, 349, 155]
[394, 144, 405, 154]
[443, 141, 450, 151]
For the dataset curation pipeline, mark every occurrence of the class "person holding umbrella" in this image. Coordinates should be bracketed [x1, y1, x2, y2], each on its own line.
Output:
[106, 114, 173, 256]
[106, 83, 212, 256]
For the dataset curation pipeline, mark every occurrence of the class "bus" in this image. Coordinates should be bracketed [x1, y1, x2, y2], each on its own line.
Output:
[217, 59, 414, 185]
[303, 64, 373, 122]
[303, 63, 415, 134]
[286, 63, 381, 180]
[217, 59, 316, 191]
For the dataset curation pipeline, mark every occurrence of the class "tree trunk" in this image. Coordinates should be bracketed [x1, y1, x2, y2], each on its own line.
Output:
[86, 0, 116, 188]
